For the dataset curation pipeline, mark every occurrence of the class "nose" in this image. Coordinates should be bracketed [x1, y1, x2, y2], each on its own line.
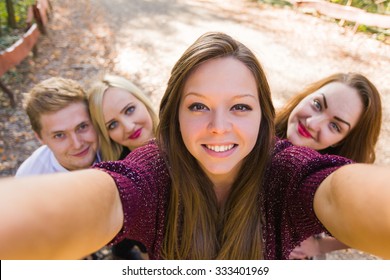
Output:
[306, 115, 326, 131]
[207, 110, 231, 134]
[122, 119, 136, 133]
[70, 133, 83, 149]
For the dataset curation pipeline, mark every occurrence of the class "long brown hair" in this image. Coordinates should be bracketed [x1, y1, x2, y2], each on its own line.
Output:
[157, 32, 275, 259]
[275, 73, 382, 163]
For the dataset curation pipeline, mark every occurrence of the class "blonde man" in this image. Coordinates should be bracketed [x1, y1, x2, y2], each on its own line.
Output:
[16, 77, 99, 177]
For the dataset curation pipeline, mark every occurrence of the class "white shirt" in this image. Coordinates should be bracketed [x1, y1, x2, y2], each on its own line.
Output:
[15, 145, 101, 177]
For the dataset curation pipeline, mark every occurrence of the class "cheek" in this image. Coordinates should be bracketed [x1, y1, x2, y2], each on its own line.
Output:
[286, 109, 300, 132]
[318, 132, 340, 148]
[50, 142, 69, 155]
[108, 129, 121, 143]
[179, 117, 193, 145]
[330, 134, 345, 146]
[179, 113, 202, 148]
[137, 105, 152, 122]
[292, 100, 311, 116]
[86, 129, 98, 142]
[289, 107, 303, 121]
[242, 117, 261, 145]
[144, 112, 154, 129]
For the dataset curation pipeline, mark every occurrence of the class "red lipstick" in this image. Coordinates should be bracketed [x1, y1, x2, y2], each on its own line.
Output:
[298, 122, 312, 138]
[129, 128, 142, 139]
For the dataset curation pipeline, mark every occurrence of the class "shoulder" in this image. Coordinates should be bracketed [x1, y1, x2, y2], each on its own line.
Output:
[271, 138, 353, 173]
[265, 138, 354, 203]
[29, 145, 52, 157]
[265, 138, 353, 218]
[263, 139, 354, 258]
[93, 140, 169, 183]
[15, 146, 67, 176]
[93, 141, 170, 247]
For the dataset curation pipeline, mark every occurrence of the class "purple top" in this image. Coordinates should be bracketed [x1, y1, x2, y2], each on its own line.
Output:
[93, 139, 352, 259]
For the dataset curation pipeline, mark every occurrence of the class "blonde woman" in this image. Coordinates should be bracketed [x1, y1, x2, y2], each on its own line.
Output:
[88, 74, 158, 259]
[88, 74, 158, 161]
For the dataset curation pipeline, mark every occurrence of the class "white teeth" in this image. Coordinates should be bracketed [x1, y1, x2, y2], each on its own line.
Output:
[206, 144, 234, 152]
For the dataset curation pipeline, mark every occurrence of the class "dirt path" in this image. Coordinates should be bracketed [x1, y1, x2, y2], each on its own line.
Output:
[0, 0, 388, 259]
[91, 0, 390, 165]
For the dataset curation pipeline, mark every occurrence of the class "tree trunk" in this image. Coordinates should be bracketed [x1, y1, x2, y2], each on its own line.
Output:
[6, 0, 17, 28]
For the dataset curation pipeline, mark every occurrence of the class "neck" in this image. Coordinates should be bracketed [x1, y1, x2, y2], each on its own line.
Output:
[202, 164, 241, 207]
[212, 178, 233, 208]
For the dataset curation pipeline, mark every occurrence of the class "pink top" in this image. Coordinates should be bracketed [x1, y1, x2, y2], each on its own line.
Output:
[94, 138, 352, 259]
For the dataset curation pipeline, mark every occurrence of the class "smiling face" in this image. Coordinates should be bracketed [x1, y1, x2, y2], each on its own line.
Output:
[37, 102, 99, 171]
[102, 87, 154, 150]
[179, 57, 261, 185]
[287, 82, 364, 150]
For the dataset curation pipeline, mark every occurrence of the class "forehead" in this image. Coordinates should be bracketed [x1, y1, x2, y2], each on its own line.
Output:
[40, 102, 90, 133]
[182, 57, 258, 100]
[103, 87, 140, 110]
[309, 82, 357, 99]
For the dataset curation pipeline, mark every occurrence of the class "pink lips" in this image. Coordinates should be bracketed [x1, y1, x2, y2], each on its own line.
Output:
[72, 147, 89, 157]
[129, 128, 142, 139]
[202, 144, 237, 158]
[297, 122, 312, 138]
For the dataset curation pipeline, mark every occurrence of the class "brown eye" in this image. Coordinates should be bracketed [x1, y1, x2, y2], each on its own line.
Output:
[189, 103, 208, 111]
[231, 104, 252, 111]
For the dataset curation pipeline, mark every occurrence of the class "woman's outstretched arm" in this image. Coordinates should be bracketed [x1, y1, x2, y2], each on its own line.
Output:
[0, 169, 123, 259]
[314, 163, 390, 259]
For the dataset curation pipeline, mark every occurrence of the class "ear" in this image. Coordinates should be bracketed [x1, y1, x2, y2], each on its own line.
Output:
[34, 131, 45, 145]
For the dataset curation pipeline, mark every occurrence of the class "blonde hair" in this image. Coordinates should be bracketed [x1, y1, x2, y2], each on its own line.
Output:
[276, 73, 382, 163]
[157, 32, 275, 259]
[24, 77, 87, 136]
[88, 74, 159, 161]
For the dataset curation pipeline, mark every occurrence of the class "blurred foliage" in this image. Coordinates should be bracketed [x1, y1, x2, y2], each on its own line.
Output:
[0, 0, 35, 50]
[256, 0, 389, 43]
[256, 0, 389, 13]
[258, 0, 294, 7]
[330, 0, 389, 14]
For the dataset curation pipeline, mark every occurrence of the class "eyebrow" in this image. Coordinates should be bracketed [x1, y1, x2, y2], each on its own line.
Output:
[321, 93, 328, 109]
[183, 92, 257, 100]
[105, 118, 115, 126]
[120, 103, 132, 114]
[334, 116, 351, 130]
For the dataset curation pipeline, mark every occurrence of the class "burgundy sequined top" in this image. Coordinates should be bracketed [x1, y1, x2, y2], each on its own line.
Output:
[93, 138, 352, 259]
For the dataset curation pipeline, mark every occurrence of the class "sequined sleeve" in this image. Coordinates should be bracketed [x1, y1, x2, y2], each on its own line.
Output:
[92, 142, 170, 259]
[263, 139, 353, 259]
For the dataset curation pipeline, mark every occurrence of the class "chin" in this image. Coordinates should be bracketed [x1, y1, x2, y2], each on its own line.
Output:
[287, 134, 300, 145]
[205, 165, 238, 176]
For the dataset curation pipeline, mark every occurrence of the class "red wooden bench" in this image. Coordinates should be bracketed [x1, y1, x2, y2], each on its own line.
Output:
[0, 0, 52, 107]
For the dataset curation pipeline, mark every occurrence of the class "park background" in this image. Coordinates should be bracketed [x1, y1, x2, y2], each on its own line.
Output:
[1, 0, 389, 259]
